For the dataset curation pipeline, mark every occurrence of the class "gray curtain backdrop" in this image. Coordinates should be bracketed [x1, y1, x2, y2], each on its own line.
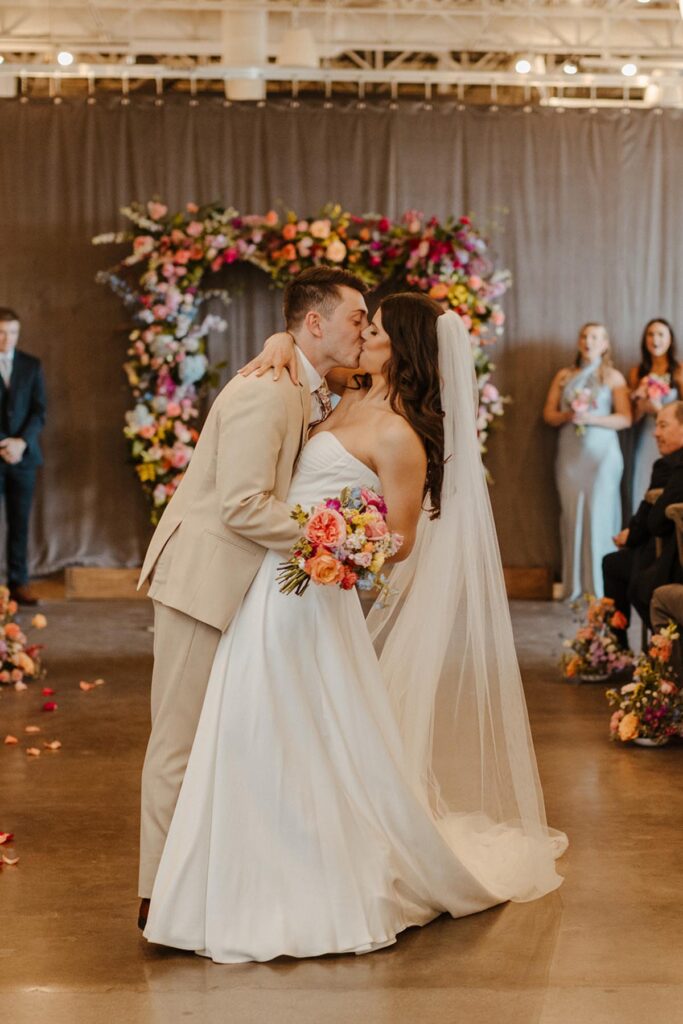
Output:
[1, 97, 682, 576]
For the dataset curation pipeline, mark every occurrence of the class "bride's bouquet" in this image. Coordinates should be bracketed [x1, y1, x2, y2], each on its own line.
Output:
[277, 486, 403, 601]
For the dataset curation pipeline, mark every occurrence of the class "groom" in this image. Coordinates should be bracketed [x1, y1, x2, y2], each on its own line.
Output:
[137, 267, 368, 926]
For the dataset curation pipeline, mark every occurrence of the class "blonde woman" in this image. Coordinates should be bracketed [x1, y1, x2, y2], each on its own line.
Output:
[544, 323, 631, 600]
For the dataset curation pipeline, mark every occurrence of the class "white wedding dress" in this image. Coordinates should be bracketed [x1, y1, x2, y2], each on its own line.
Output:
[144, 429, 564, 964]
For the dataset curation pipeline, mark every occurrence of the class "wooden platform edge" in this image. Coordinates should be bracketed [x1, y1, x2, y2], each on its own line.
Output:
[503, 566, 554, 601]
[63, 566, 553, 601]
[65, 567, 148, 601]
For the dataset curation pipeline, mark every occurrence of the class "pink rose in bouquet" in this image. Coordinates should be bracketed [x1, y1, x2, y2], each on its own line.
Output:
[305, 508, 347, 548]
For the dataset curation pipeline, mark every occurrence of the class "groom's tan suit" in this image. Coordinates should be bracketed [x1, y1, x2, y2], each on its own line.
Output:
[138, 356, 312, 896]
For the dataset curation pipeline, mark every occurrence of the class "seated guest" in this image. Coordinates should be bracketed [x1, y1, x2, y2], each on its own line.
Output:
[651, 584, 683, 682]
[602, 401, 683, 647]
[0, 309, 47, 605]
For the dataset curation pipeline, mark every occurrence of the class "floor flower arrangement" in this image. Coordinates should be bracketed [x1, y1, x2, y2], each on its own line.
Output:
[560, 595, 632, 682]
[606, 623, 683, 746]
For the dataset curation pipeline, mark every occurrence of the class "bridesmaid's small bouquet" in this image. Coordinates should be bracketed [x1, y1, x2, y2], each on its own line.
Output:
[569, 386, 597, 436]
[561, 595, 632, 681]
[606, 623, 683, 745]
[277, 486, 403, 601]
[642, 373, 672, 404]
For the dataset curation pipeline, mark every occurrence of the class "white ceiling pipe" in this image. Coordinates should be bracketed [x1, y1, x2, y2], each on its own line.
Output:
[221, 9, 266, 101]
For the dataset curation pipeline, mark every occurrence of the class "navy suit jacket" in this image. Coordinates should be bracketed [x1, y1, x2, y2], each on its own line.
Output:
[0, 350, 47, 468]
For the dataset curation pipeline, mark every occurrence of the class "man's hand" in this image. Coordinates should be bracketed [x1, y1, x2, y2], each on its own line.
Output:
[0, 438, 27, 465]
[239, 332, 299, 385]
[613, 527, 630, 548]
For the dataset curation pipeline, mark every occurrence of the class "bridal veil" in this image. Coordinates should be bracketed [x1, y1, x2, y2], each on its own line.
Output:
[367, 310, 567, 900]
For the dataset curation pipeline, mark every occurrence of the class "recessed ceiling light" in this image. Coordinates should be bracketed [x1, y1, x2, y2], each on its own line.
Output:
[563, 61, 578, 75]
[57, 50, 74, 66]
[621, 62, 638, 77]
[515, 58, 532, 74]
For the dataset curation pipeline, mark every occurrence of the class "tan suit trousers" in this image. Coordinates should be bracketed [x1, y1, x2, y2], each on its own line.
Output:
[138, 599, 220, 897]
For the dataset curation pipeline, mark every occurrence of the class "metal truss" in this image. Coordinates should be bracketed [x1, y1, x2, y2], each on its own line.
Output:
[0, 1, 681, 107]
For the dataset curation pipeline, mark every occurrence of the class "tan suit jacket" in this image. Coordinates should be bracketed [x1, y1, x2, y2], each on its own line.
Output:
[138, 356, 311, 632]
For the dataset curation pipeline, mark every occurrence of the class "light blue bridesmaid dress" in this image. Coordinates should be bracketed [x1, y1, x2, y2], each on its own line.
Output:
[556, 361, 624, 601]
[631, 380, 677, 513]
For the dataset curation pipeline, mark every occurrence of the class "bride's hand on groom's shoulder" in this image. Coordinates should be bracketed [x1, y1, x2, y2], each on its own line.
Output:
[239, 332, 299, 385]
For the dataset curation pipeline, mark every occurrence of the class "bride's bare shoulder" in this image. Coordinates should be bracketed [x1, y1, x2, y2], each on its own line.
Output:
[375, 412, 426, 465]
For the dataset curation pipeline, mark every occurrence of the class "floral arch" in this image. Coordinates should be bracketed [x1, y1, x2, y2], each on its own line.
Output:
[95, 202, 510, 524]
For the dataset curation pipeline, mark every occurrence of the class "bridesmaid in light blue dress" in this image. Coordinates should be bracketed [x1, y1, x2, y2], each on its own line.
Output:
[628, 319, 680, 513]
[544, 323, 632, 601]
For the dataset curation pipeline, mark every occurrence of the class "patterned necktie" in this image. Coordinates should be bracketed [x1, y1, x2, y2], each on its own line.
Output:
[311, 379, 333, 427]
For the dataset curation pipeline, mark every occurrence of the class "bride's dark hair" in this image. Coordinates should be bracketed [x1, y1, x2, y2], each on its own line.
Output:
[378, 292, 446, 519]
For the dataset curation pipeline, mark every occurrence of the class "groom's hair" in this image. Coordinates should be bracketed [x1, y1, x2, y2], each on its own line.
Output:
[284, 267, 367, 330]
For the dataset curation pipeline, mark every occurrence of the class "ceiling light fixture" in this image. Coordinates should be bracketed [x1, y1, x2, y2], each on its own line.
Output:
[621, 62, 638, 77]
[57, 50, 74, 66]
[515, 58, 532, 74]
[563, 61, 578, 75]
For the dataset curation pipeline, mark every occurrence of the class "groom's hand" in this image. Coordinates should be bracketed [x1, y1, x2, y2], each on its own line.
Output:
[239, 332, 299, 385]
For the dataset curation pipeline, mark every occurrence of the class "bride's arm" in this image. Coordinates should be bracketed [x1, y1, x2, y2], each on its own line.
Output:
[239, 332, 300, 384]
[240, 333, 357, 396]
[374, 420, 427, 563]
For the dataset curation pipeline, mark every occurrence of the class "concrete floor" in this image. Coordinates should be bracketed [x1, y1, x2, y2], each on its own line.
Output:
[1, 598, 681, 1024]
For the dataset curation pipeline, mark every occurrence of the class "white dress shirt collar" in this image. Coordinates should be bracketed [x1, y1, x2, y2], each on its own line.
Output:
[295, 345, 323, 394]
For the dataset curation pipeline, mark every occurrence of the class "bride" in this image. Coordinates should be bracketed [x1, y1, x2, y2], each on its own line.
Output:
[144, 293, 567, 963]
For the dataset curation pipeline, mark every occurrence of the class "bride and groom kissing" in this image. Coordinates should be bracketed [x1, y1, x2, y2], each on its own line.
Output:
[137, 266, 566, 964]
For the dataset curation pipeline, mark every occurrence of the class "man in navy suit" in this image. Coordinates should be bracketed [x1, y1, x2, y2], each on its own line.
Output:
[0, 309, 47, 605]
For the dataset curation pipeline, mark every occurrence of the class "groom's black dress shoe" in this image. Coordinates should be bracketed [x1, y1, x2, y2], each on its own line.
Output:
[138, 898, 150, 931]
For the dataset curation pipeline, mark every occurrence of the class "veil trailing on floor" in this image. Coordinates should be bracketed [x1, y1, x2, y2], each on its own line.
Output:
[367, 311, 567, 901]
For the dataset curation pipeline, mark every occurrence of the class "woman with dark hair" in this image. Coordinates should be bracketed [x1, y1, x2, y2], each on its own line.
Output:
[628, 318, 681, 512]
[145, 292, 565, 963]
[543, 322, 631, 600]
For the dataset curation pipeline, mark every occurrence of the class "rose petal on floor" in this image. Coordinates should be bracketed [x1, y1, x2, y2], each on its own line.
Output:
[0, 833, 14, 845]
[2, 854, 19, 866]
[24, 725, 41, 734]
[14, 681, 27, 692]
[43, 740, 62, 750]
[41, 687, 55, 696]
[4, 735, 18, 745]
[26, 747, 41, 757]
[79, 681, 96, 691]
[41, 702, 58, 712]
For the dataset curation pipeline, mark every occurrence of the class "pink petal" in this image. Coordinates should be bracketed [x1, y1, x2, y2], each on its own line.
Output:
[3, 735, 18, 745]
[24, 725, 41, 734]
[41, 687, 55, 696]
[79, 681, 96, 691]
[2, 854, 19, 866]
[41, 702, 58, 712]
[26, 747, 40, 757]
[0, 833, 14, 845]
[43, 740, 61, 751]
[14, 681, 27, 692]
[94, 679, 106, 687]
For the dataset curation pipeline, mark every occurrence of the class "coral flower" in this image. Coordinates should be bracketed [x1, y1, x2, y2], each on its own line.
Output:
[618, 712, 639, 742]
[305, 508, 347, 548]
[305, 552, 345, 586]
